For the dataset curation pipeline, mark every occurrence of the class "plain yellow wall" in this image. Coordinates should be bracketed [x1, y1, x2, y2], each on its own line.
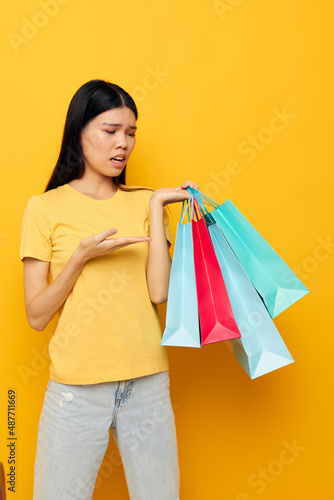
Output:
[1, 0, 333, 498]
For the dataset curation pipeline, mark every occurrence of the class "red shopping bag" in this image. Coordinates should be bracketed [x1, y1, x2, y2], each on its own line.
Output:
[191, 200, 241, 344]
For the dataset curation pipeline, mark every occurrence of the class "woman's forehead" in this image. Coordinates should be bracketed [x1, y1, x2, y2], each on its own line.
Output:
[98, 107, 137, 123]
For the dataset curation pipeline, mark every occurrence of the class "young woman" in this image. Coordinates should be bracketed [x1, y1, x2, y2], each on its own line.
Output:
[20, 79, 198, 500]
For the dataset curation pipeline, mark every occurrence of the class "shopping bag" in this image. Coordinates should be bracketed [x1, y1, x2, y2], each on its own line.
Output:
[208, 221, 294, 378]
[161, 201, 201, 347]
[191, 199, 241, 344]
[187, 187, 310, 318]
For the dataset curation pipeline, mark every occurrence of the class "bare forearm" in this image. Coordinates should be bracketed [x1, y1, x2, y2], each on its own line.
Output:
[146, 181, 199, 302]
[146, 198, 172, 303]
[26, 227, 151, 331]
[27, 248, 86, 331]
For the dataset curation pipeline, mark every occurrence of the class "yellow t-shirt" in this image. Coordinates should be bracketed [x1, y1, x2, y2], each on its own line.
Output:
[20, 183, 172, 384]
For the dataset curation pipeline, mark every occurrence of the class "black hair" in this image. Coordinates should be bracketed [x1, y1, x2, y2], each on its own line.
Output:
[44, 79, 147, 192]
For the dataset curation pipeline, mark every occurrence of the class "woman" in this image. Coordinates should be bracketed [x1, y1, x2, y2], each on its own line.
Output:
[20, 79, 198, 500]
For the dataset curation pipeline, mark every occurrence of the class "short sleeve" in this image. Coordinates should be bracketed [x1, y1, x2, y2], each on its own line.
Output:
[20, 196, 52, 262]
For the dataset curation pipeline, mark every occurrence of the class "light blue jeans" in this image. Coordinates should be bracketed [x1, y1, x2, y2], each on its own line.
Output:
[33, 370, 179, 500]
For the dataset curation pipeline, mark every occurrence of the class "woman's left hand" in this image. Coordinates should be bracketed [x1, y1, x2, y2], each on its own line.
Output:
[150, 180, 199, 206]
[147, 180, 199, 302]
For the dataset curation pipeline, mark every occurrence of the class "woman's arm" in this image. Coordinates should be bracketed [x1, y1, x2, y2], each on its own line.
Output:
[23, 228, 151, 331]
[23, 252, 86, 331]
[146, 180, 199, 303]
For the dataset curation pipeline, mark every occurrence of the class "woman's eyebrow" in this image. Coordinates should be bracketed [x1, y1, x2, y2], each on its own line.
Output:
[102, 122, 137, 130]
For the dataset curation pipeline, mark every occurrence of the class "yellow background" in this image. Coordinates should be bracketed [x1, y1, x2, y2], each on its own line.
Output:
[1, 0, 333, 498]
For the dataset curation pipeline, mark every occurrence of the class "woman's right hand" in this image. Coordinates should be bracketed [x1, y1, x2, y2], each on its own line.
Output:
[23, 229, 151, 331]
[76, 228, 151, 263]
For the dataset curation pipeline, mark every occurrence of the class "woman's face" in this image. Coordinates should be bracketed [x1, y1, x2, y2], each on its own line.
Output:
[80, 106, 137, 180]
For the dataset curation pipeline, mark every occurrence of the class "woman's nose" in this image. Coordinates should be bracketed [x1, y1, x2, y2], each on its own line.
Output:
[115, 132, 128, 149]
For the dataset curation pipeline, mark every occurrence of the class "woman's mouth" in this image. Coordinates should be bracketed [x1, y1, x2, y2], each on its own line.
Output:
[110, 156, 126, 168]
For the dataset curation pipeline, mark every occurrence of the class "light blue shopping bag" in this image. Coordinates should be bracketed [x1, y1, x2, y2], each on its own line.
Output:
[208, 221, 294, 378]
[187, 187, 310, 318]
[161, 201, 201, 348]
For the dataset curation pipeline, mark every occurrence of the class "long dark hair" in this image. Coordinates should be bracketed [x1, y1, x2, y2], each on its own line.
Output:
[44, 79, 149, 193]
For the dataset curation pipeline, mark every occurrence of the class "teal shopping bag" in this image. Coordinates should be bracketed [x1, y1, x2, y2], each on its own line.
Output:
[187, 187, 310, 318]
[161, 201, 201, 347]
[208, 221, 294, 378]
[191, 198, 241, 344]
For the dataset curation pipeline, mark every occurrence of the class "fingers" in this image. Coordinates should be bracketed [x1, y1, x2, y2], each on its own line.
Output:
[179, 180, 200, 190]
[103, 233, 151, 245]
[103, 236, 152, 252]
[99, 228, 118, 242]
[122, 236, 152, 243]
[105, 235, 151, 246]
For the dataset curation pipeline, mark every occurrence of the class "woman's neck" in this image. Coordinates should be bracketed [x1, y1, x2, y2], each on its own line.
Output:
[67, 176, 117, 200]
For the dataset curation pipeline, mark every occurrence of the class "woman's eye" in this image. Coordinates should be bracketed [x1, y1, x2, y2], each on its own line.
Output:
[104, 131, 135, 136]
